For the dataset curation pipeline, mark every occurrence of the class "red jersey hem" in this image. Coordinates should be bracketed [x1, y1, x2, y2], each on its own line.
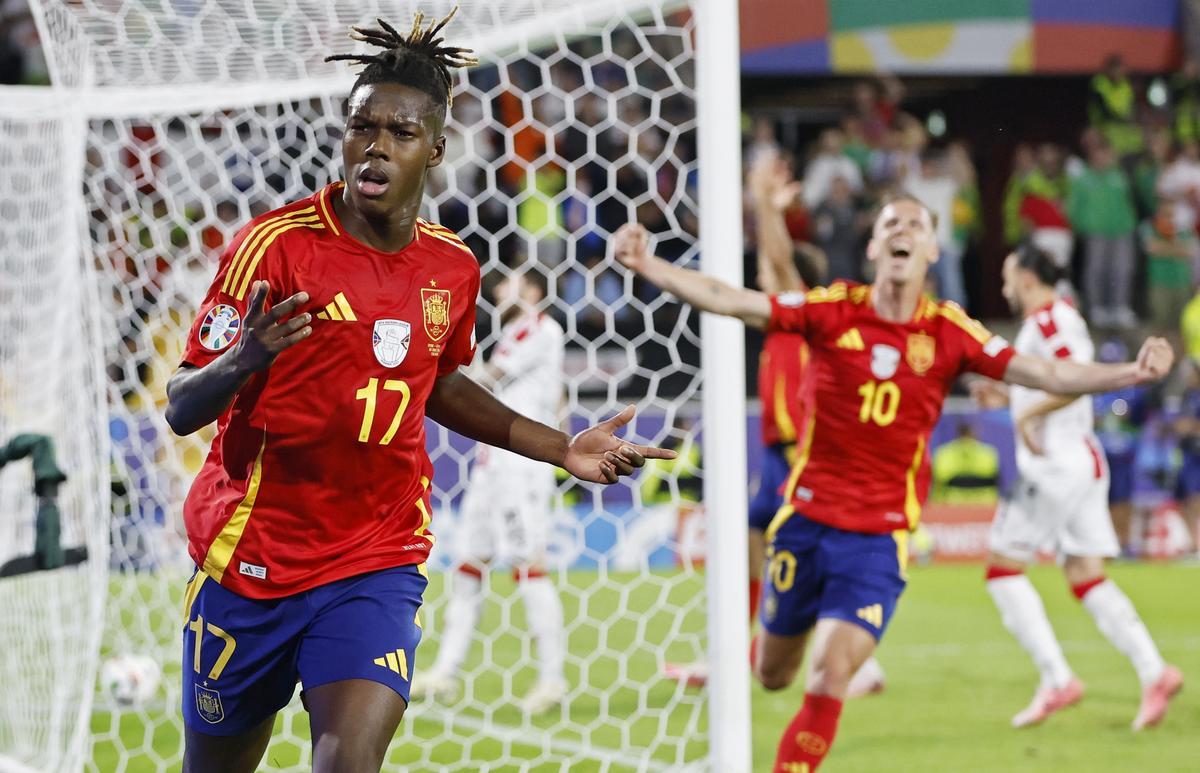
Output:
[191, 547, 432, 600]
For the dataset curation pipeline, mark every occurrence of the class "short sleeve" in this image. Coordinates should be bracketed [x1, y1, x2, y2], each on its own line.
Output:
[954, 312, 1016, 380]
[766, 291, 816, 337]
[180, 220, 283, 369]
[437, 267, 481, 376]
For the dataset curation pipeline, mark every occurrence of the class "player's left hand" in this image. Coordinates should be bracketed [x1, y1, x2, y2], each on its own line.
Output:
[564, 405, 677, 484]
[1133, 337, 1175, 382]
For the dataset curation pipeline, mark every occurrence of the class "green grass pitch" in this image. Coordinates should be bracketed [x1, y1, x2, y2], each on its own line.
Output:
[90, 562, 1198, 771]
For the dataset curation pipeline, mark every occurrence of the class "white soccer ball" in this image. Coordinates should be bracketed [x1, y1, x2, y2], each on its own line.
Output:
[100, 654, 161, 706]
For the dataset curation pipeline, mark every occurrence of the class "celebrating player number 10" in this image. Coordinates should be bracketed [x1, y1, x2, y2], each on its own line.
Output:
[613, 194, 1175, 772]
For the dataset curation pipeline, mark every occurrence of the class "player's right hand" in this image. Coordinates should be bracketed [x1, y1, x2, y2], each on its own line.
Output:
[233, 280, 312, 373]
[613, 223, 651, 274]
[1133, 337, 1175, 382]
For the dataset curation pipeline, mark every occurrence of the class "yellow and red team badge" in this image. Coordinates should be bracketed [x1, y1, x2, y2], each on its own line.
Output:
[905, 332, 935, 375]
[421, 287, 451, 343]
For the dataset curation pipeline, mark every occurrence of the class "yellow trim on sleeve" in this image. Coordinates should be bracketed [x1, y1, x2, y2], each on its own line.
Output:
[233, 219, 325, 300]
[202, 436, 267, 582]
[937, 302, 991, 344]
[221, 208, 318, 295]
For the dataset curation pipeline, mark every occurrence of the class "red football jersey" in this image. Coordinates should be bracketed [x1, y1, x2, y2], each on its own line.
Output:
[180, 182, 480, 598]
[758, 332, 811, 448]
[766, 282, 1015, 535]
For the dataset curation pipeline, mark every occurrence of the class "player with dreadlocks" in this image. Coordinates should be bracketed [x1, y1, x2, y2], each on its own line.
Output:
[166, 9, 671, 772]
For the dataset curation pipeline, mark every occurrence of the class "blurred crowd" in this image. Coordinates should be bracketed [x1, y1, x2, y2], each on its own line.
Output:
[742, 75, 980, 309]
[742, 55, 1200, 352]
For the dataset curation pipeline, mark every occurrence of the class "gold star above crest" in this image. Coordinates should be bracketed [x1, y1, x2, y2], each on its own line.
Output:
[429, 279, 438, 287]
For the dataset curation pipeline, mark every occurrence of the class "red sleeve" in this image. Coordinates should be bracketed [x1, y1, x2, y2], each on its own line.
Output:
[766, 291, 815, 336]
[180, 220, 284, 369]
[955, 316, 1016, 380]
[436, 263, 481, 376]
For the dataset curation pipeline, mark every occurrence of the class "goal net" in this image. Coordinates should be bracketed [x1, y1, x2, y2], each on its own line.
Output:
[1, 0, 746, 770]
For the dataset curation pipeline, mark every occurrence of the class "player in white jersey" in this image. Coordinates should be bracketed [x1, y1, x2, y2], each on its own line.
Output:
[972, 244, 1182, 730]
[413, 269, 569, 714]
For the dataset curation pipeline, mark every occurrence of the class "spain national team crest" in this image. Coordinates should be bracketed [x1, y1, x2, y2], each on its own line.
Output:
[195, 685, 224, 724]
[870, 344, 900, 380]
[421, 287, 451, 342]
[372, 319, 411, 368]
[197, 304, 241, 351]
[905, 332, 936, 375]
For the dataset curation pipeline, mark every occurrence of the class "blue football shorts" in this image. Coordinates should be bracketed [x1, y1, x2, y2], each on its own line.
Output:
[759, 512, 907, 641]
[748, 443, 794, 531]
[181, 564, 427, 736]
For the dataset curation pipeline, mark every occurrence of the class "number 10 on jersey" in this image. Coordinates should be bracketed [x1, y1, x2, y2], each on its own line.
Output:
[356, 377, 411, 444]
[858, 379, 900, 427]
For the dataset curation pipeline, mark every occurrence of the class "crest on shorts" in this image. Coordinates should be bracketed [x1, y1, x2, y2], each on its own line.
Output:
[905, 332, 935, 375]
[372, 319, 411, 368]
[195, 685, 224, 724]
[197, 304, 241, 351]
[421, 287, 451, 342]
[870, 344, 900, 380]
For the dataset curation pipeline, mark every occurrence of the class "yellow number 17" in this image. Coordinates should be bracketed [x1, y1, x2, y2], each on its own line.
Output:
[356, 377, 411, 445]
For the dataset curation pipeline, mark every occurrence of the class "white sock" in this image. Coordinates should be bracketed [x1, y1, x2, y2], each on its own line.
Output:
[987, 575, 1074, 689]
[430, 569, 483, 677]
[1079, 580, 1165, 688]
[518, 574, 565, 684]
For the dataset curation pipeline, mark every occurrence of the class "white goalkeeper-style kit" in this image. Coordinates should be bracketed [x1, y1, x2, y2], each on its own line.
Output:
[991, 299, 1120, 561]
[459, 311, 565, 565]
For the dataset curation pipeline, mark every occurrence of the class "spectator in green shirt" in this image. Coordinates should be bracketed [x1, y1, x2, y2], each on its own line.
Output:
[1139, 200, 1197, 332]
[1067, 139, 1139, 328]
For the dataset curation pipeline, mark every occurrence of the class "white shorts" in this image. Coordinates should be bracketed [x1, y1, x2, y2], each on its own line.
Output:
[457, 449, 555, 567]
[989, 459, 1120, 563]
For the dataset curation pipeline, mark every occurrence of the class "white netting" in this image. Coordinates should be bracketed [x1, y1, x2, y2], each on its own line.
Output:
[0, 110, 109, 772]
[3, 0, 717, 770]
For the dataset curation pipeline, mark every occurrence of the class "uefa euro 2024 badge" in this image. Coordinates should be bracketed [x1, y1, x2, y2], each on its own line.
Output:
[198, 304, 241, 351]
[870, 344, 900, 380]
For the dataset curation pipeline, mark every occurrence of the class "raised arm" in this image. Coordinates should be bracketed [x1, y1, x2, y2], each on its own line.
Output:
[613, 223, 772, 328]
[165, 281, 312, 435]
[748, 153, 804, 294]
[426, 371, 674, 484]
[1003, 337, 1174, 394]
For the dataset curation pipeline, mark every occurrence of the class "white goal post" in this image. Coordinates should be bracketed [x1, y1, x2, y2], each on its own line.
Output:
[0, 0, 750, 770]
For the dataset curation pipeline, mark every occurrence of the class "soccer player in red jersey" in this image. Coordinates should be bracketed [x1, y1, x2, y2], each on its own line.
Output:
[614, 195, 1174, 772]
[165, 12, 671, 773]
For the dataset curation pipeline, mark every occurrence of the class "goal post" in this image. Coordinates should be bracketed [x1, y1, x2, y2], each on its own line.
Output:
[2, 0, 752, 770]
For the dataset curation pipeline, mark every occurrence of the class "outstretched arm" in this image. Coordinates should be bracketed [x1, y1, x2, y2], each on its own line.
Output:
[1003, 337, 1174, 394]
[427, 371, 674, 484]
[613, 223, 772, 328]
[166, 281, 312, 435]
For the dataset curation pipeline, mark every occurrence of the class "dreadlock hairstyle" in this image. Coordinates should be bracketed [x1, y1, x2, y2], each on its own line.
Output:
[325, 8, 478, 109]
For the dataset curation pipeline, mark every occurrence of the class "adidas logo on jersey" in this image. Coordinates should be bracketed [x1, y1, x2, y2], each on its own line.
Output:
[316, 291, 357, 321]
[856, 604, 883, 628]
[373, 648, 410, 679]
[836, 328, 864, 350]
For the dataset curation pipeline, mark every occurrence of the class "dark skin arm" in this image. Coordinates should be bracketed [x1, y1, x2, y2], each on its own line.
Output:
[427, 371, 673, 484]
[165, 281, 312, 435]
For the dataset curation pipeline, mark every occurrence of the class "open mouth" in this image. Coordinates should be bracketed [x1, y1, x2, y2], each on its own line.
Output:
[357, 166, 391, 197]
[889, 245, 912, 260]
